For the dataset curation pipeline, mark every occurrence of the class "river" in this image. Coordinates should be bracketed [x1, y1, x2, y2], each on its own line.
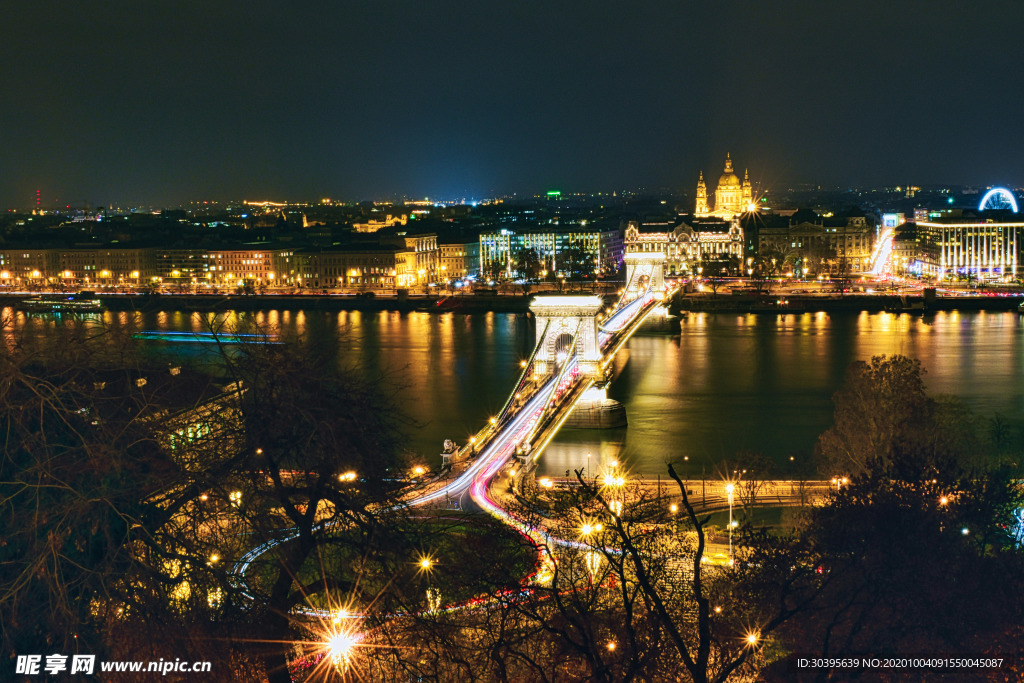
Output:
[6, 307, 1024, 477]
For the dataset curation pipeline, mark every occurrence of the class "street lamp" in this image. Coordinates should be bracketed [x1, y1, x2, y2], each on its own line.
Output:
[326, 629, 356, 673]
[725, 482, 735, 559]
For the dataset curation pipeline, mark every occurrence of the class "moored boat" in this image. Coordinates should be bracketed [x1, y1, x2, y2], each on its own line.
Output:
[18, 292, 104, 314]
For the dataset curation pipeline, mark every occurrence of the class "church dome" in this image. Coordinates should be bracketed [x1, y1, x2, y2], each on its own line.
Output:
[717, 152, 740, 187]
[718, 171, 741, 188]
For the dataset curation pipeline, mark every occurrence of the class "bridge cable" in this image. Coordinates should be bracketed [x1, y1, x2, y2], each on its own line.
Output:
[495, 319, 551, 426]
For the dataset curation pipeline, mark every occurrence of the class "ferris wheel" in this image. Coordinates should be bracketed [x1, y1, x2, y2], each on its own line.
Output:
[978, 187, 1019, 213]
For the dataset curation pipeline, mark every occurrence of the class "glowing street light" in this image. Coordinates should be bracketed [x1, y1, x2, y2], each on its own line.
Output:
[725, 483, 735, 559]
[326, 627, 357, 673]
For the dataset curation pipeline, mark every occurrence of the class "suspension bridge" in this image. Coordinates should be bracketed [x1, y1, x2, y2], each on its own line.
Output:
[410, 252, 670, 510]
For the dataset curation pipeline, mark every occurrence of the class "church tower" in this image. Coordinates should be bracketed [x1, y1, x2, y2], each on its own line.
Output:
[695, 170, 709, 217]
[742, 168, 753, 210]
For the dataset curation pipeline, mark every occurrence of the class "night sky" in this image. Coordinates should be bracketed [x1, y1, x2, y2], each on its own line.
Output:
[3, 1, 1023, 207]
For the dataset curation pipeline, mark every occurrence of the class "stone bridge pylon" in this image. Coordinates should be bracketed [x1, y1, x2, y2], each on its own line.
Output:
[623, 252, 665, 301]
[529, 295, 604, 378]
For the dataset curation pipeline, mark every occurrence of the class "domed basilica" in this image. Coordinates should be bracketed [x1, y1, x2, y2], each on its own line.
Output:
[695, 153, 753, 219]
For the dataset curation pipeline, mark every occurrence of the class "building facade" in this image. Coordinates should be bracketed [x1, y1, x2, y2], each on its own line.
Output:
[0, 249, 58, 288]
[623, 220, 743, 276]
[438, 240, 480, 280]
[917, 219, 1023, 280]
[479, 227, 624, 279]
[298, 248, 399, 290]
[156, 249, 210, 288]
[757, 217, 874, 275]
[206, 249, 275, 288]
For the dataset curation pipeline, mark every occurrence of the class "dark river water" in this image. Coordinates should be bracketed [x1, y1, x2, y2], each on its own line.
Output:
[7, 307, 1024, 476]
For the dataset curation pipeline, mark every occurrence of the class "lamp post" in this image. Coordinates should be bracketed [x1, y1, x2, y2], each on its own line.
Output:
[419, 556, 441, 612]
[725, 482, 735, 560]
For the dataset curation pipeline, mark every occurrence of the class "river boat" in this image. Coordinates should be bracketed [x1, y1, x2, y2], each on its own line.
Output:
[18, 293, 104, 314]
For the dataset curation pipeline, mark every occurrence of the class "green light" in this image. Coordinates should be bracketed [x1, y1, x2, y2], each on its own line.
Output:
[546, 190, 561, 197]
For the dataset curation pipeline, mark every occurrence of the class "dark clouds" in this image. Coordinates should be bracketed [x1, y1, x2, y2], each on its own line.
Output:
[2, 1, 1023, 206]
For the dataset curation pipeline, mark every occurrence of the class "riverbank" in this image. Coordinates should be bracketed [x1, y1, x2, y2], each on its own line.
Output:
[672, 292, 1024, 314]
[3, 290, 1022, 314]
[0, 292, 536, 313]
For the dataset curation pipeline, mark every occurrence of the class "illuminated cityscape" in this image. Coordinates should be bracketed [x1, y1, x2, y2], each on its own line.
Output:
[4, 2, 1024, 682]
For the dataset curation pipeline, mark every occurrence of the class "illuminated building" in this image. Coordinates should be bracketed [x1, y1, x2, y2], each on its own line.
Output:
[438, 240, 480, 280]
[206, 249, 275, 288]
[53, 248, 156, 287]
[156, 250, 210, 286]
[478, 227, 622, 279]
[271, 250, 299, 286]
[352, 213, 408, 233]
[375, 228, 439, 286]
[918, 218, 1023, 280]
[623, 220, 743, 276]
[0, 250, 57, 287]
[695, 153, 753, 219]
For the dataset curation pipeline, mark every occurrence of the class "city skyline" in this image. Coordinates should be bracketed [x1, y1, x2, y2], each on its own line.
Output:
[3, 2, 1024, 207]
[8, 177, 1024, 213]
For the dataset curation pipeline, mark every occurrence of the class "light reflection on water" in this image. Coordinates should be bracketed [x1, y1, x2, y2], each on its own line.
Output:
[4, 307, 1024, 473]
[540, 309, 1024, 477]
